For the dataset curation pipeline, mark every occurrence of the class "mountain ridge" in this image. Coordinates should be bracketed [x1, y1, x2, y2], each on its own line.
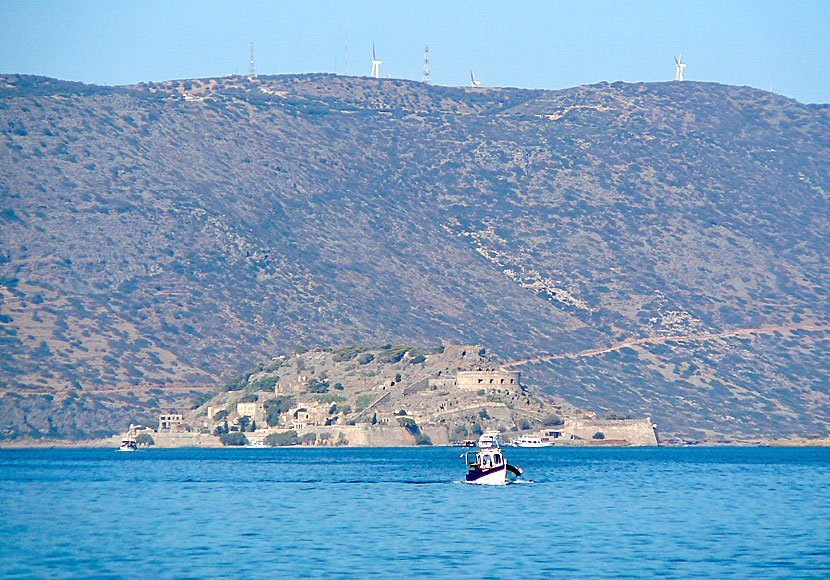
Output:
[1, 73, 829, 441]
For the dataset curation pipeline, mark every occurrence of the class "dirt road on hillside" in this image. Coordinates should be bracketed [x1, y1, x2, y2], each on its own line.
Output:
[504, 322, 830, 368]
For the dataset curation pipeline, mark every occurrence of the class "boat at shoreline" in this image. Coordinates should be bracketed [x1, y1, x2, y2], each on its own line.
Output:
[512, 434, 554, 448]
[118, 437, 137, 452]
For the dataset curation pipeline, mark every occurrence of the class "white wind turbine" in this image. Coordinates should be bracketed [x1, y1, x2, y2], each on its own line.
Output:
[675, 54, 687, 81]
[371, 43, 382, 79]
[470, 70, 482, 88]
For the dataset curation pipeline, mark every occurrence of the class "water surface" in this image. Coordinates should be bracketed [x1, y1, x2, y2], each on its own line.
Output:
[1, 446, 828, 579]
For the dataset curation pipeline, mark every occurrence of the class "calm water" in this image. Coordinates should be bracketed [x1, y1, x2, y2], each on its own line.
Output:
[1, 446, 828, 579]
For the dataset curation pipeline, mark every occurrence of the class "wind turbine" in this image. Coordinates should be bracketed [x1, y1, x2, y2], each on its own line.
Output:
[371, 43, 382, 79]
[470, 70, 482, 88]
[675, 54, 687, 81]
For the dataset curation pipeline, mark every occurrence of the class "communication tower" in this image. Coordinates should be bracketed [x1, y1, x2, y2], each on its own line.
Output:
[423, 46, 430, 84]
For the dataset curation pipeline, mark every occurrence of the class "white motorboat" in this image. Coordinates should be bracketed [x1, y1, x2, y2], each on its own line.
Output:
[477, 431, 504, 449]
[118, 438, 137, 452]
[513, 435, 554, 448]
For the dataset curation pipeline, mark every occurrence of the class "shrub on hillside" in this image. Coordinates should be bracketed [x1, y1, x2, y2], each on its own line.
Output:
[264, 396, 294, 427]
[543, 413, 564, 426]
[250, 376, 278, 392]
[307, 379, 329, 393]
[355, 395, 374, 411]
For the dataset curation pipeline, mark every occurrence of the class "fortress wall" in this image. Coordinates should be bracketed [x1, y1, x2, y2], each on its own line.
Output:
[456, 370, 521, 391]
[153, 431, 223, 448]
[564, 418, 658, 446]
[307, 425, 414, 446]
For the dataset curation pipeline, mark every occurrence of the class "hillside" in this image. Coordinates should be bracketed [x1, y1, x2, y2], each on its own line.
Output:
[1, 73, 829, 442]
[155, 344, 657, 448]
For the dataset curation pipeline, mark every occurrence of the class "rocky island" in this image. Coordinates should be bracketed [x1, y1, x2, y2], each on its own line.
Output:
[125, 344, 657, 448]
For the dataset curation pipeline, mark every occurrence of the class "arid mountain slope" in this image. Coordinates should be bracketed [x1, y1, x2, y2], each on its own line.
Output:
[1, 73, 829, 440]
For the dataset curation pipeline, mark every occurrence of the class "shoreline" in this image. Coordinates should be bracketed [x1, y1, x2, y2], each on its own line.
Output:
[2, 436, 829, 450]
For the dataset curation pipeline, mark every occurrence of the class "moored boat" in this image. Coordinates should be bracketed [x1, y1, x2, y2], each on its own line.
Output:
[513, 434, 554, 448]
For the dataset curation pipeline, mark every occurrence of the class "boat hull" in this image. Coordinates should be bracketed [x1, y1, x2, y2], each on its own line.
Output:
[466, 464, 507, 485]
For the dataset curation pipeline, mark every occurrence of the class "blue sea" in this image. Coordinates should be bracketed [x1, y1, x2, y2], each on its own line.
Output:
[1, 446, 828, 579]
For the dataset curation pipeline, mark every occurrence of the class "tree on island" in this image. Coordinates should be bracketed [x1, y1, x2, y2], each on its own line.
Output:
[220, 432, 248, 446]
[136, 433, 154, 446]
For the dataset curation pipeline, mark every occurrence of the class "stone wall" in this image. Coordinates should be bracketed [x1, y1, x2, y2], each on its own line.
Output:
[563, 417, 658, 446]
[153, 431, 223, 448]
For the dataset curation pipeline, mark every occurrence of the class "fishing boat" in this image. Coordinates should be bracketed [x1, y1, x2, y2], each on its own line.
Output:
[464, 432, 523, 485]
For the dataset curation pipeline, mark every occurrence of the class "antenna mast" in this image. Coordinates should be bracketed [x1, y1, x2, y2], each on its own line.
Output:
[344, 31, 350, 75]
[423, 46, 430, 84]
[249, 42, 257, 79]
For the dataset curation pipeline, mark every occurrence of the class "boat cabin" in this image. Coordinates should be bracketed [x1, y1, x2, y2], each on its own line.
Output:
[465, 448, 504, 472]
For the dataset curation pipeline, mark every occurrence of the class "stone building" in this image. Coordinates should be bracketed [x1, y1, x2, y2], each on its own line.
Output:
[236, 402, 265, 422]
[158, 414, 184, 430]
[456, 369, 521, 391]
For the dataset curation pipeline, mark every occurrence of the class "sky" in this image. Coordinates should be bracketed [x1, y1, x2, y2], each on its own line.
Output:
[1, 1, 829, 103]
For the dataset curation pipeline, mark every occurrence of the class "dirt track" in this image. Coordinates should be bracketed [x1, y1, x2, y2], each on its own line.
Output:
[504, 322, 830, 368]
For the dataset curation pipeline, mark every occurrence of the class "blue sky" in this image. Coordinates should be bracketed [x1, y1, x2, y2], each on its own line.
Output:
[1, 1, 828, 103]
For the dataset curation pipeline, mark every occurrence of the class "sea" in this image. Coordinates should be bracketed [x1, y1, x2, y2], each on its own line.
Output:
[1, 446, 828, 579]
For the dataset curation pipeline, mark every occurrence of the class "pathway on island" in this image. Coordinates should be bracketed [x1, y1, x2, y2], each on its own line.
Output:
[503, 321, 830, 368]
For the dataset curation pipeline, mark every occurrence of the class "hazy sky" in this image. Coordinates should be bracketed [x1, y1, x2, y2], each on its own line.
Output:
[1, 1, 828, 103]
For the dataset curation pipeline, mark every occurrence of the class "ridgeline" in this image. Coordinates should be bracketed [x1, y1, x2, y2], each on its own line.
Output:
[1, 73, 829, 442]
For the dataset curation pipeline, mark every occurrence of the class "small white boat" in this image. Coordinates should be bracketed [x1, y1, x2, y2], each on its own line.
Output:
[118, 438, 137, 452]
[513, 435, 554, 448]
[477, 431, 504, 449]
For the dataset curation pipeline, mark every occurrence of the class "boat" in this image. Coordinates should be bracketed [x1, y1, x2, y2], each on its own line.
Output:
[513, 435, 554, 448]
[118, 437, 137, 452]
[463, 432, 523, 485]
[477, 431, 504, 449]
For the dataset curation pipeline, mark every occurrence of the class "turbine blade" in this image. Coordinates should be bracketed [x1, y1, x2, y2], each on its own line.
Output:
[373, 43, 376, 60]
